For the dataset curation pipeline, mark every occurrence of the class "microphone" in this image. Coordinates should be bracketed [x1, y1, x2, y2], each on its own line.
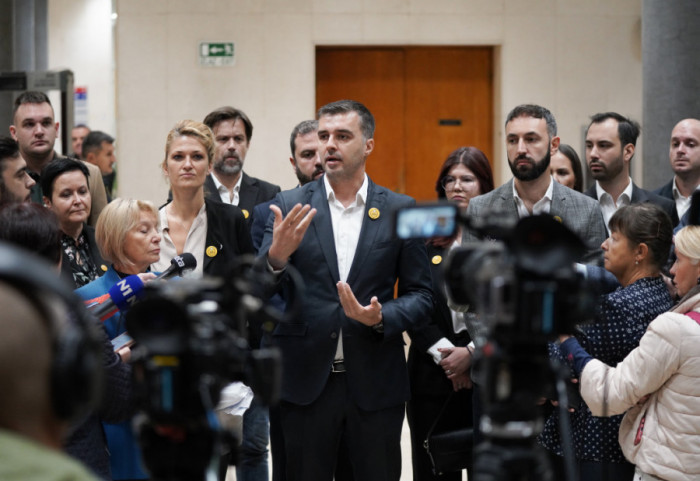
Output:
[86, 274, 145, 321]
[85, 255, 197, 322]
[155, 253, 197, 280]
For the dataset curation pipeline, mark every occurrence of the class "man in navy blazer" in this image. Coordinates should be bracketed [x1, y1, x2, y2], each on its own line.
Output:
[583, 112, 678, 229]
[260, 100, 433, 481]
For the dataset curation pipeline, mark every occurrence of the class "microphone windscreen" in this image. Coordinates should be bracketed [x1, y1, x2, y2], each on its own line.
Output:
[107, 275, 145, 311]
[172, 253, 197, 273]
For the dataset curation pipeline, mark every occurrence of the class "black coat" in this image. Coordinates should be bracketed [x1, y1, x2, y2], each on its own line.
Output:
[204, 172, 280, 226]
[584, 182, 679, 227]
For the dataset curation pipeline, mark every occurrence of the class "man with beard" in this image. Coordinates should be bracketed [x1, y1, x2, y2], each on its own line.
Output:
[250, 119, 323, 249]
[583, 112, 677, 232]
[653, 118, 700, 221]
[466, 104, 606, 264]
[0, 136, 36, 207]
[203, 106, 279, 481]
[203, 106, 280, 226]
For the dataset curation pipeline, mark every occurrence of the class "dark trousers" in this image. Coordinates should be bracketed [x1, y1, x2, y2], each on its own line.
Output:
[271, 404, 353, 481]
[280, 373, 404, 481]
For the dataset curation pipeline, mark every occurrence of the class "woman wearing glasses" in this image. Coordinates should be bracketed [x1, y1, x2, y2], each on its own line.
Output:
[407, 147, 494, 481]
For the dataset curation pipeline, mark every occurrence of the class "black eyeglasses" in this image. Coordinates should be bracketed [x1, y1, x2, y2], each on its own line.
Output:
[441, 175, 476, 191]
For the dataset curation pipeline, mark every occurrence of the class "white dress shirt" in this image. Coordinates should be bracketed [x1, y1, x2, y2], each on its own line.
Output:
[596, 177, 633, 231]
[211, 172, 243, 205]
[513, 176, 554, 218]
[152, 204, 207, 278]
[672, 177, 694, 219]
[325, 174, 369, 361]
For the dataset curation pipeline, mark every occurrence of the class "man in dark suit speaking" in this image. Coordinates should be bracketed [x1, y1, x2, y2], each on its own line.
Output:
[260, 100, 433, 481]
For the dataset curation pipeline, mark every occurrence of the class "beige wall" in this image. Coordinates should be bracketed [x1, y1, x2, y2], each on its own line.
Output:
[99, 0, 642, 204]
[48, 0, 116, 144]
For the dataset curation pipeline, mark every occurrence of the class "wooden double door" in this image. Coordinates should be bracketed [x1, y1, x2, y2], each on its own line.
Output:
[316, 46, 494, 202]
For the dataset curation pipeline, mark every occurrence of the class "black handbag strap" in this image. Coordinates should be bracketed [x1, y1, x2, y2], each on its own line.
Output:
[425, 391, 455, 441]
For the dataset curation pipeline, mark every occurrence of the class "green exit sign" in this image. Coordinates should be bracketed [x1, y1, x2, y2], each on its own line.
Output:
[199, 42, 235, 67]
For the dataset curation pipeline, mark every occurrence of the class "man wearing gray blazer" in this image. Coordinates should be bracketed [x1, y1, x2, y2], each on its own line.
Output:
[465, 104, 606, 265]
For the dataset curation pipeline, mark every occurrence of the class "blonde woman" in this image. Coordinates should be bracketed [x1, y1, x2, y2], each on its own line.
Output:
[153, 119, 254, 278]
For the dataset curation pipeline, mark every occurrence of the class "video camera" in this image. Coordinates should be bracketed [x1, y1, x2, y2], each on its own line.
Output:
[396, 202, 595, 481]
[125, 256, 284, 481]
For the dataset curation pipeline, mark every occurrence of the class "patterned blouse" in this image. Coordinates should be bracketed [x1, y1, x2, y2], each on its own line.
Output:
[61, 230, 101, 288]
[539, 276, 673, 463]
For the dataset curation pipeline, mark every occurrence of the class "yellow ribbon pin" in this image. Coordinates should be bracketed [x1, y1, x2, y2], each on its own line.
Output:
[368, 207, 380, 220]
[242, 209, 250, 219]
[432, 255, 443, 265]
[206, 246, 218, 257]
[101, 264, 108, 272]
[553, 216, 563, 223]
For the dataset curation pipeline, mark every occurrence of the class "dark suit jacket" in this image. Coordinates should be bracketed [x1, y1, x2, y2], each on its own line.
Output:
[201, 198, 255, 279]
[584, 182, 679, 227]
[251, 199, 276, 252]
[259, 177, 433, 410]
[653, 178, 674, 202]
[204, 171, 281, 226]
[407, 243, 471, 397]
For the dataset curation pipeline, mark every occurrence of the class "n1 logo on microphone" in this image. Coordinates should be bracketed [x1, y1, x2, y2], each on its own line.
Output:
[117, 278, 139, 308]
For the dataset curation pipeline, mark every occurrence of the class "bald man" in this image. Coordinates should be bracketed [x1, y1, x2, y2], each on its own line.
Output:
[654, 118, 700, 219]
[0, 280, 98, 480]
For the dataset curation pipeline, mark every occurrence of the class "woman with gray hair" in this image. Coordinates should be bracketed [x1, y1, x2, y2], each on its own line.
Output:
[559, 224, 700, 481]
[76, 197, 161, 481]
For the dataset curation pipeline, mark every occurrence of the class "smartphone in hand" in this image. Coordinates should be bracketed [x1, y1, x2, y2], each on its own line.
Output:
[111, 332, 134, 352]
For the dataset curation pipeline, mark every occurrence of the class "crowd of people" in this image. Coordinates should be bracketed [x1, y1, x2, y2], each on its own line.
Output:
[0, 89, 698, 481]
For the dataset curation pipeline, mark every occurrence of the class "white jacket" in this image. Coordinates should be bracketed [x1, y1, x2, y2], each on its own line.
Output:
[580, 290, 700, 481]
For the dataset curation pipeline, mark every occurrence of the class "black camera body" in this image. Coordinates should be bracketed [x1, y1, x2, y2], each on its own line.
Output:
[396, 203, 594, 481]
[126, 269, 281, 481]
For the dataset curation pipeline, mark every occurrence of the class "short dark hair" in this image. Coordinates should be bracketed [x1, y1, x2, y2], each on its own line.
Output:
[317, 100, 375, 141]
[608, 203, 672, 271]
[557, 143, 584, 193]
[0, 203, 62, 265]
[289, 120, 318, 156]
[82, 131, 115, 157]
[40, 158, 90, 200]
[0, 137, 22, 203]
[203, 106, 253, 143]
[0, 136, 21, 167]
[588, 112, 641, 149]
[505, 104, 557, 138]
[435, 146, 494, 199]
[13, 91, 53, 119]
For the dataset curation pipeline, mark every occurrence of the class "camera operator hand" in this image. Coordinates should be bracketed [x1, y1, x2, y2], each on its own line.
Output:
[438, 346, 473, 388]
[336, 281, 383, 327]
[267, 203, 317, 270]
